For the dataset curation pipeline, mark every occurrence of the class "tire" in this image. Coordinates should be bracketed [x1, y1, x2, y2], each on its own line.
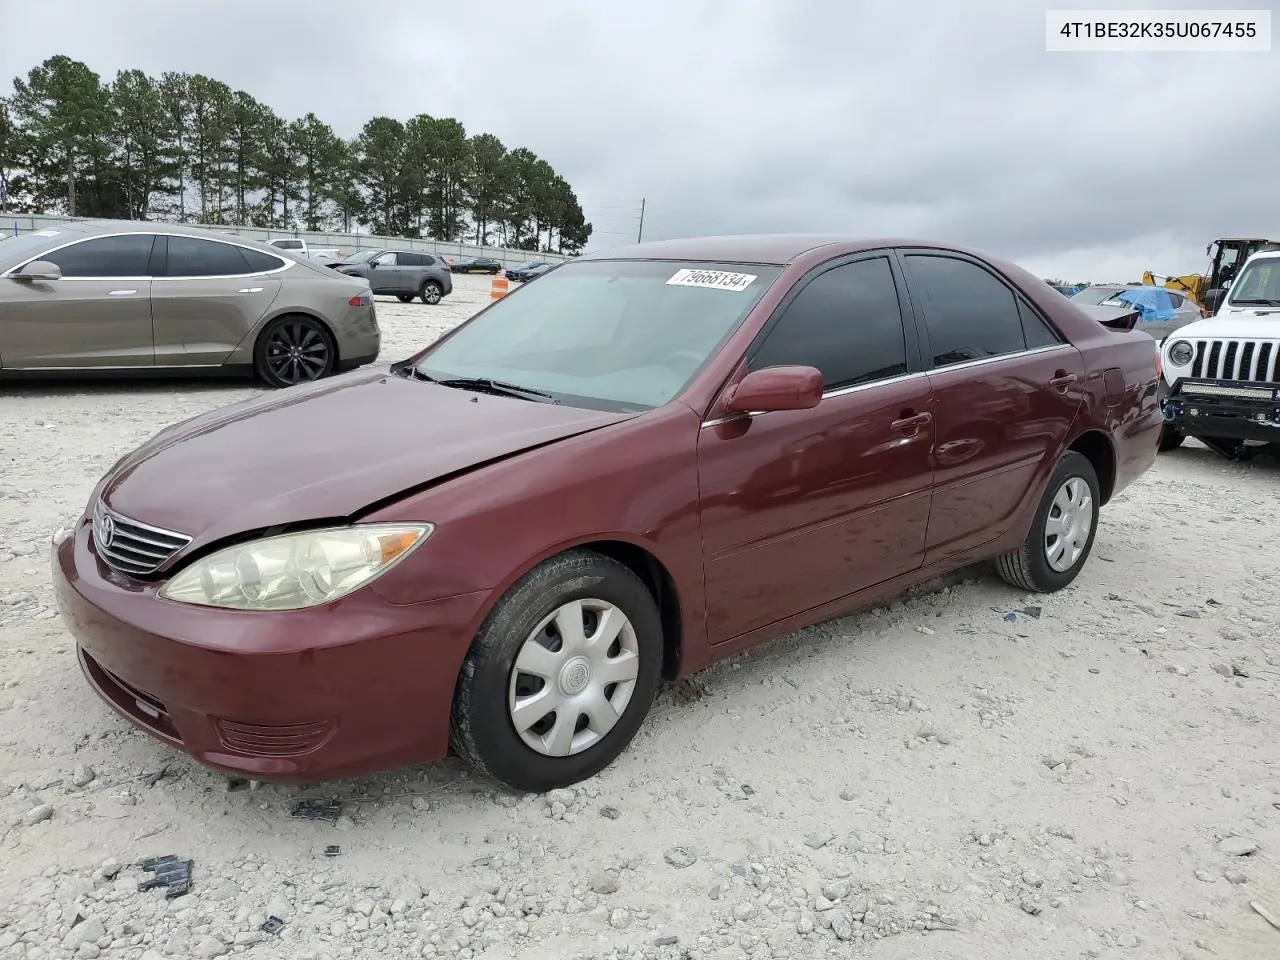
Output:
[1158, 424, 1185, 452]
[420, 280, 443, 305]
[995, 450, 1101, 593]
[396, 294, 413, 303]
[450, 549, 664, 793]
[253, 314, 337, 389]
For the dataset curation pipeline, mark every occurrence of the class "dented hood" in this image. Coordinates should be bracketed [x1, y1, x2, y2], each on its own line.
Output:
[98, 368, 634, 548]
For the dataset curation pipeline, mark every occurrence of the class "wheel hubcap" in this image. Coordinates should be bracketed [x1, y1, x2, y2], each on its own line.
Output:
[507, 598, 640, 758]
[1044, 476, 1093, 572]
[265, 322, 329, 384]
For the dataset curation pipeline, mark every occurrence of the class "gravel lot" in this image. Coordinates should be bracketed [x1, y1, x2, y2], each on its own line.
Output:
[2, 272, 1279, 960]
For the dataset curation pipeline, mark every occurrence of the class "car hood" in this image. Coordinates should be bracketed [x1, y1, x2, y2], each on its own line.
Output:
[1185, 311, 1280, 338]
[98, 368, 635, 549]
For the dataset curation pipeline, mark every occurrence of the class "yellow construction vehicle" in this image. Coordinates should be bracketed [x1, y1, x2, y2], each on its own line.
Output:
[1143, 237, 1280, 313]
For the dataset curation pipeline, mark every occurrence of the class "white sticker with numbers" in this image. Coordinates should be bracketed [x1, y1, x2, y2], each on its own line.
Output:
[666, 268, 757, 292]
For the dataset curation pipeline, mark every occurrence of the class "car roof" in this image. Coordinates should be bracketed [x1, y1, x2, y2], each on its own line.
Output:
[576, 234, 1003, 266]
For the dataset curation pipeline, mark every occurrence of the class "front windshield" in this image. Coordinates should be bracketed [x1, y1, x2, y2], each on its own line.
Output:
[1071, 286, 1123, 305]
[1227, 259, 1280, 305]
[345, 249, 381, 263]
[414, 258, 783, 411]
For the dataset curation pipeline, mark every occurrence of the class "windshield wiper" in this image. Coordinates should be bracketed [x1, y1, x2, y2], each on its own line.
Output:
[1231, 298, 1280, 306]
[404, 368, 557, 403]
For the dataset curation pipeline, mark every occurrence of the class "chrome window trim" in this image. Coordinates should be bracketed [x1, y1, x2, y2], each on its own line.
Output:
[2, 230, 295, 281]
[700, 343, 1073, 428]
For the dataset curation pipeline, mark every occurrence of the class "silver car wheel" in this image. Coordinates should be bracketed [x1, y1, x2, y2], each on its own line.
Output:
[1044, 476, 1093, 572]
[507, 598, 641, 758]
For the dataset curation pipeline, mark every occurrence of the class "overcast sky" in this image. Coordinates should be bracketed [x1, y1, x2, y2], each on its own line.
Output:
[2, 0, 1277, 281]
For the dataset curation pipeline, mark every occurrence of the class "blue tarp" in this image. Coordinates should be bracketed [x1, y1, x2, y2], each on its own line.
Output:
[1111, 286, 1177, 322]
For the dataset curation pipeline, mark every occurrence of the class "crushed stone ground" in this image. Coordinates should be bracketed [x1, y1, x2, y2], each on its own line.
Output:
[2, 273, 1278, 959]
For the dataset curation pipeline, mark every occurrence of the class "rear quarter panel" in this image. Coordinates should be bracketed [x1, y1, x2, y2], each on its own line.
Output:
[1000, 257, 1161, 500]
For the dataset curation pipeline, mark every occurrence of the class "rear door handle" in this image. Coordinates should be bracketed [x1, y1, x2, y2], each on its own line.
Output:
[238, 287, 264, 294]
[107, 289, 137, 296]
[1049, 371, 1078, 389]
[891, 412, 932, 432]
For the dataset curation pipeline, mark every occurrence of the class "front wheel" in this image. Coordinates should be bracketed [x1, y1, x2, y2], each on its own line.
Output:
[995, 451, 1100, 593]
[1159, 424, 1185, 452]
[253, 315, 336, 389]
[420, 281, 443, 305]
[450, 550, 663, 793]
[396, 294, 413, 303]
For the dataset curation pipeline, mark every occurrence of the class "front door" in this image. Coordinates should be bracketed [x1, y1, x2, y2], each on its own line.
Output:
[697, 253, 936, 644]
[368, 252, 402, 295]
[0, 233, 156, 369]
[150, 235, 283, 366]
[898, 251, 1086, 563]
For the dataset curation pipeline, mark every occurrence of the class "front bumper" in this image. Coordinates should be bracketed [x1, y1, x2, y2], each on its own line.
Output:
[1161, 379, 1280, 442]
[52, 518, 488, 782]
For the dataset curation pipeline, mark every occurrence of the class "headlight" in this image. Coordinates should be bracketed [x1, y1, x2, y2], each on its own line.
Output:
[158, 523, 433, 611]
[1167, 340, 1194, 366]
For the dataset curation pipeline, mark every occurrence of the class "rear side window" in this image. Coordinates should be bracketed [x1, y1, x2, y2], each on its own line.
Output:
[1017, 298, 1062, 348]
[749, 256, 909, 390]
[904, 254, 1028, 367]
[42, 234, 156, 277]
[240, 248, 287, 273]
[166, 236, 256, 277]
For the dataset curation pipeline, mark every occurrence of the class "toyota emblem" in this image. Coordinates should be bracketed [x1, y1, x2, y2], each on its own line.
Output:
[98, 513, 115, 549]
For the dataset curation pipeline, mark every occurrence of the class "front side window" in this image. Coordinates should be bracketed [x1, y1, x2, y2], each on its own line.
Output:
[166, 236, 257, 277]
[904, 254, 1028, 367]
[40, 234, 156, 278]
[749, 256, 908, 390]
[413, 259, 782, 411]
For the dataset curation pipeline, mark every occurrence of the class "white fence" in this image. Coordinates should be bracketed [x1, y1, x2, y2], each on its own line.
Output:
[2, 213, 572, 268]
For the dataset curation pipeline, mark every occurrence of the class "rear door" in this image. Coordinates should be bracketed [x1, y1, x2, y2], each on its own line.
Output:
[0, 233, 157, 368]
[150, 235, 284, 366]
[697, 253, 936, 643]
[897, 250, 1085, 564]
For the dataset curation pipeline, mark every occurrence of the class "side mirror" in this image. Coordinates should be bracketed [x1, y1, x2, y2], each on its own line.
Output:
[1203, 288, 1226, 314]
[12, 260, 62, 282]
[722, 365, 823, 414]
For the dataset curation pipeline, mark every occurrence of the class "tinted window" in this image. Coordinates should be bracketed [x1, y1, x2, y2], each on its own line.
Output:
[749, 257, 908, 389]
[43, 234, 155, 277]
[905, 255, 1026, 367]
[239, 247, 286, 273]
[166, 236, 255, 277]
[1017, 298, 1061, 348]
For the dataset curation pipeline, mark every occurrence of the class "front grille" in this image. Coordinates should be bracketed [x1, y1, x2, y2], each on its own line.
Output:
[91, 500, 191, 576]
[1190, 338, 1280, 383]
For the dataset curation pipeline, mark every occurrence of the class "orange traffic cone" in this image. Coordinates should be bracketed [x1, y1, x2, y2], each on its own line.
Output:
[490, 276, 509, 300]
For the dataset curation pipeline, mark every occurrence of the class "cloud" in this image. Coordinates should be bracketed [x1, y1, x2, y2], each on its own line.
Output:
[1, 0, 1275, 281]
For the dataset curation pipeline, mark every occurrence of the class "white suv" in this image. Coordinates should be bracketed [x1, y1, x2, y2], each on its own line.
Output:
[1157, 249, 1280, 459]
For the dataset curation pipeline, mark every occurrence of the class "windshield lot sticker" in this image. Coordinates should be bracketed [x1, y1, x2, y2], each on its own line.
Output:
[666, 268, 757, 292]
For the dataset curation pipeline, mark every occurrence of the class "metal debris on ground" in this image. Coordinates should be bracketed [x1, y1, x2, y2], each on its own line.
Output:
[324, 845, 341, 857]
[291, 798, 343, 823]
[261, 916, 286, 935]
[137, 855, 193, 898]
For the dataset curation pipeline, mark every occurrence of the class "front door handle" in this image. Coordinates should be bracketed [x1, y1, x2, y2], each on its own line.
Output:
[237, 287, 264, 294]
[1049, 371, 1078, 390]
[107, 289, 138, 296]
[891, 411, 932, 432]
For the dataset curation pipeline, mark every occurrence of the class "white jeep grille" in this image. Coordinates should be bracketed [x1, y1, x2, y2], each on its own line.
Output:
[1189, 338, 1280, 383]
[91, 500, 192, 577]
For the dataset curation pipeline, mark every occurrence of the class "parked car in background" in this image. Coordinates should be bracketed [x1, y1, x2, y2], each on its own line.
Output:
[52, 234, 1160, 794]
[1047, 282, 1080, 296]
[1072, 283, 1200, 341]
[0, 220, 380, 388]
[334, 249, 453, 304]
[267, 237, 344, 262]
[449, 256, 503, 275]
[520, 262, 558, 282]
[1157, 247, 1280, 459]
[505, 260, 550, 282]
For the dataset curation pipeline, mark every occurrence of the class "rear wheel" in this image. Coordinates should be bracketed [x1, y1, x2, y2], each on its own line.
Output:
[450, 549, 663, 792]
[420, 280, 443, 305]
[995, 451, 1100, 593]
[253, 315, 336, 389]
[1159, 424, 1185, 451]
[396, 294, 413, 303]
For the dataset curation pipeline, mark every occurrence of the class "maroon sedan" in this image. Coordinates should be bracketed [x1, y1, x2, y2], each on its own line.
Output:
[52, 236, 1161, 792]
